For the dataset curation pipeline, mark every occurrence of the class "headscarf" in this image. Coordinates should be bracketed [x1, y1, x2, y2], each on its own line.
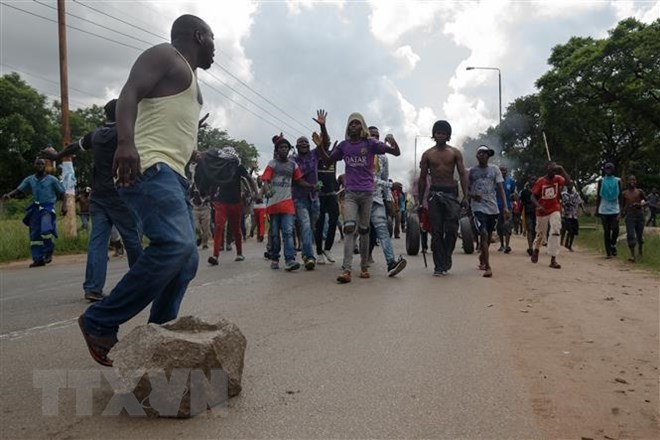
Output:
[344, 112, 369, 140]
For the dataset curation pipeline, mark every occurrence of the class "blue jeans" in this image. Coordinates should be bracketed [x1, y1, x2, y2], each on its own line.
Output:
[83, 163, 198, 337]
[294, 198, 320, 259]
[269, 213, 295, 263]
[371, 202, 395, 266]
[83, 193, 143, 294]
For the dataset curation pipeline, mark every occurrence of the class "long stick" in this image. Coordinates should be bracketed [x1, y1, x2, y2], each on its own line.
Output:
[542, 131, 552, 161]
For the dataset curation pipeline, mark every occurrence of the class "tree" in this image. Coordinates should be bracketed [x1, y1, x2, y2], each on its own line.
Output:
[197, 126, 259, 165]
[536, 18, 659, 187]
[0, 73, 59, 192]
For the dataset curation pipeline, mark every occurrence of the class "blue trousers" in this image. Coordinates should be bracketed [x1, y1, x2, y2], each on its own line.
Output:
[28, 205, 56, 263]
[83, 163, 198, 337]
[269, 213, 295, 263]
[294, 198, 320, 260]
[83, 193, 143, 294]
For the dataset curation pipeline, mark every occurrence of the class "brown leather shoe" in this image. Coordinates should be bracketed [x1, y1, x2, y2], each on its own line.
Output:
[78, 315, 116, 367]
[359, 268, 370, 279]
[337, 271, 352, 284]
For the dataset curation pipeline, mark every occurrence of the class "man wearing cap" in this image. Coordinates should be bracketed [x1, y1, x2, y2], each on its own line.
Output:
[418, 120, 468, 276]
[530, 161, 571, 268]
[262, 135, 317, 271]
[468, 145, 509, 277]
[315, 110, 401, 283]
[41, 99, 143, 301]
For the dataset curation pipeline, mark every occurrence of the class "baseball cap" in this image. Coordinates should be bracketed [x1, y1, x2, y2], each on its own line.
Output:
[477, 145, 495, 157]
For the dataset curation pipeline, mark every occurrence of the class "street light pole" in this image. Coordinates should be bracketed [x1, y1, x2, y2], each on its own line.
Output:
[466, 66, 502, 124]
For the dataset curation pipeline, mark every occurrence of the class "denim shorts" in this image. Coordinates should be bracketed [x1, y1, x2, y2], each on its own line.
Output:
[473, 211, 498, 233]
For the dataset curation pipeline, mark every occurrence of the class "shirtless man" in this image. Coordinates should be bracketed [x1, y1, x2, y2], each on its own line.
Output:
[621, 175, 646, 262]
[418, 120, 468, 276]
[78, 14, 215, 366]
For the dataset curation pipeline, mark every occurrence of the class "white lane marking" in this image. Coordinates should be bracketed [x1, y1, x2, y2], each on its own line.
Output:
[0, 318, 76, 341]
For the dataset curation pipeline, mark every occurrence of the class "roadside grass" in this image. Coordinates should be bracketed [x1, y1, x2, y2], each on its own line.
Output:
[575, 214, 659, 273]
[0, 218, 89, 263]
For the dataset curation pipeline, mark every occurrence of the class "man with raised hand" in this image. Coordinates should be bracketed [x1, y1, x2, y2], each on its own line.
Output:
[315, 110, 401, 283]
[78, 14, 215, 367]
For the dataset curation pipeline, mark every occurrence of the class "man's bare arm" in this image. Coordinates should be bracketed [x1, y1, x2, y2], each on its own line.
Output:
[454, 148, 468, 203]
[115, 44, 173, 186]
[418, 153, 428, 206]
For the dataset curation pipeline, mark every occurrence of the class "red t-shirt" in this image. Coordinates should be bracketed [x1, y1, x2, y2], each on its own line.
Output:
[532, 175, 565, 215]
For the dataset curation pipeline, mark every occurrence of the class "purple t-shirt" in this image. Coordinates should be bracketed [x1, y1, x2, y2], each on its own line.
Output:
[292, 148, 319, 201]
[329, 138, 389, 192]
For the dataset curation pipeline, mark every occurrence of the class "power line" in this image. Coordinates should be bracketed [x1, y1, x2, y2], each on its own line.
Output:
[2, 1, 300, 138]
[1, 63, 101, 99]
[72, 0, 167, 42]
[198, 78, 291, 136]
[33, 0, 161, 48]
[62, 0, 314, 134]
[203, 70, 304, 137]
[212, 63, 314, 134]
[1, 2, 144, 52]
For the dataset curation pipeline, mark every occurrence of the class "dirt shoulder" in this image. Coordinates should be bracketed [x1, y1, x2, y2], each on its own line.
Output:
[494, 236, 658, 439]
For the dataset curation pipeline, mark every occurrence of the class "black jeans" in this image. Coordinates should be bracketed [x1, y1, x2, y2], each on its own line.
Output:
[600, 214, 619, 256]
[427, 186, 460, 272]
[315, 194, 339, 254]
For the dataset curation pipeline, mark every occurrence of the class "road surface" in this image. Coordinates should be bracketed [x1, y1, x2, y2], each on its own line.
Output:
[1, 236, 657, 439]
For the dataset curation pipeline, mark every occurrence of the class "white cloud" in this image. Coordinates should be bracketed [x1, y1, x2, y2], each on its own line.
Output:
[612, 0, 660, 23]
[393, 45, 421, 72]
[367, 0, 451, 46]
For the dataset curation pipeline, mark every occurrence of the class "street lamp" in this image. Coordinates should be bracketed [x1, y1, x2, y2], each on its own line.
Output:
[466, 66, 502, 124]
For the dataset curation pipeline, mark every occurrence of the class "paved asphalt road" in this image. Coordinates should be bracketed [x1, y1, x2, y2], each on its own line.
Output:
[1, 238, 545, 439]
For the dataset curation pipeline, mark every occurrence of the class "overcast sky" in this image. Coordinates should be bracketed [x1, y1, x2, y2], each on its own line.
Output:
[1, 0, 658, 185]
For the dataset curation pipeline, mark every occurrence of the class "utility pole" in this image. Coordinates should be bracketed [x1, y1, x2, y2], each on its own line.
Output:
[57, 0, 77, 237]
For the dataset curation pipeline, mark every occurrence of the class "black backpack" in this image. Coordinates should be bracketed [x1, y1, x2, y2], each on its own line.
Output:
[193, 149, 240, 197]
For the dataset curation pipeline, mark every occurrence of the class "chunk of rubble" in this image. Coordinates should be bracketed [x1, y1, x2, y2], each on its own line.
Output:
[109, 316, 246, 418]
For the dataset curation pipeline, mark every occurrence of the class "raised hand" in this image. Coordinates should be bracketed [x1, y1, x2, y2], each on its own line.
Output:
[313, 109, 327, 126]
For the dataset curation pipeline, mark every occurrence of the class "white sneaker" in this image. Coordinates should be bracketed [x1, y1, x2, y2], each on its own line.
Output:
[323, 249, 336, 263]
[317, 254, 326, 265]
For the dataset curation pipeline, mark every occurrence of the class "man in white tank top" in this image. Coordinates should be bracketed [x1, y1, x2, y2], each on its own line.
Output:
[78, 15, 215, 367]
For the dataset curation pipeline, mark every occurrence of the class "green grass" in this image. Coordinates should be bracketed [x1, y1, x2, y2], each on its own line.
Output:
[0, 218, 89, 263]
[575, 215, 660, 273]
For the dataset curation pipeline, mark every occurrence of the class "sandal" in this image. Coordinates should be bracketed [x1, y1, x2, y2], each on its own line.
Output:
[359, 268, 370, 279]
[549, 261, 561, 269]
[78, 315, 117, 367]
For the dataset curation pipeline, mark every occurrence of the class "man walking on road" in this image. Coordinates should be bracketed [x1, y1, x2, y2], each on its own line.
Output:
[519, 176, 537, 256]
[622, 175, 646, 262]
[530, 162, 571, 269]
[496, 165, 516, 253]
[367, 126, 407, 278]
[292, 136, 321, 270]
[468, 146, 509, 278]
[78, 14, 215, 367]
[316, 110, 401, 283]
[314, 134, 339, 265]
[2, 158, 67, 268]
[41, 99, 143, 301]
[645, 188, 657, 227]
[596, 162, 623, 258]
[418, 120, 468, 276]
